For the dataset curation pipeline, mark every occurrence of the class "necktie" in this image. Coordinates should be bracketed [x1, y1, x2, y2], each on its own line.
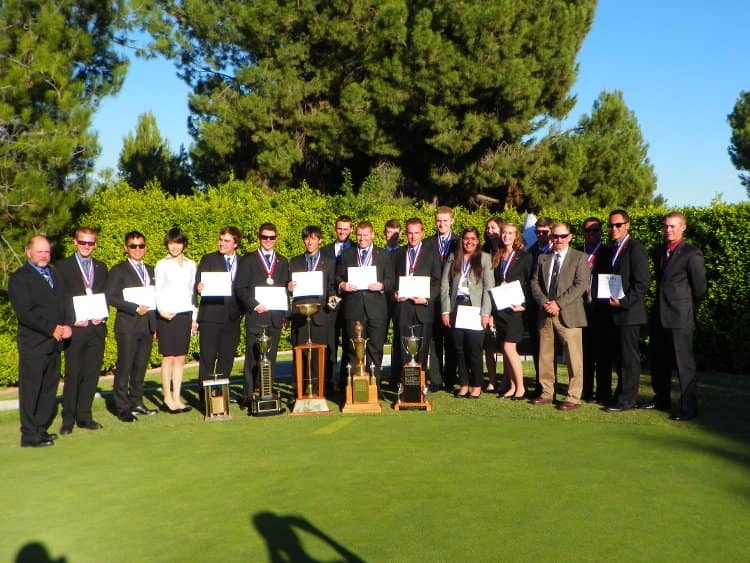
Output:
[306, 255, 313, 271]
[225, 256, 232, 272]
[82, 259, 92, 277]
[136, 262, 145, 279]
[264, 254, 272, 268]
[360, 249, 367, 262]
[548, 254, 561, 299]
[41, 267, 53, 288]
[409, 247, 417, 263]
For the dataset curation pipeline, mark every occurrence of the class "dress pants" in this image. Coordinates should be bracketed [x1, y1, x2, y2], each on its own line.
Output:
[538, 316, 583, 403]
[62, 324, 105, 425]
[651, 324, 697, 415]
[243, 325, 281, 399]
[114, 330, 152, 413]
[582, 312, 612, 402]
[429, 318, 457, 387]
[18, 347, 61, 443]
[452, 328, 484, 388]
[198, 320, 241, 380]
[611, 324, 642, 409]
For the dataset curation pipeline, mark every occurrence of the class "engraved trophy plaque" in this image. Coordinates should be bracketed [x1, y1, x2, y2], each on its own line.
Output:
[395, 325, 431, 411]
[342, 320, 381, 413]
[291, 303, 330, 415]
[250, 325, 283, 416]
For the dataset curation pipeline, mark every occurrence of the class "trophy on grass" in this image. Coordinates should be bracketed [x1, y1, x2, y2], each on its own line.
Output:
[202, 360, 231, 421]
[342, 320, 381, 413]
[250, 325, 283, 416]
[395, 324, 431, 411]
[290, 303, 330, 415]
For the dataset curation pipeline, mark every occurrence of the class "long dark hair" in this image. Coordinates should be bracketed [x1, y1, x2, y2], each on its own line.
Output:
[452, 227, 483, 279]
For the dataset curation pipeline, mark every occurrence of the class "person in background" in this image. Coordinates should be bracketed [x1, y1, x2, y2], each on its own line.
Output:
[482, 217, 504, 392]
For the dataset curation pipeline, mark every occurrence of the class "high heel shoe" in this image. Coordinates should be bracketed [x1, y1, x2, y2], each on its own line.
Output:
[467, 393, 481, 399]
[453, 389, 469, 398]
[511, 394, 526, 401]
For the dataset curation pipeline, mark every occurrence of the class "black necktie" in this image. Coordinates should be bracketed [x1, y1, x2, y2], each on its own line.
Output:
[264, 254, 272, 268]
[548, 254, 561, 299]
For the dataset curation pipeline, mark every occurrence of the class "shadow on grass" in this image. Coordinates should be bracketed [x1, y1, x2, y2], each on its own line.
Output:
[15, 541, 66, 563]
[252, 512, 364, 563]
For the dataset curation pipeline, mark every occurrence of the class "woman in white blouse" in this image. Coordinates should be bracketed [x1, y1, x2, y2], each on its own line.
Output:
[155, 228, 198, 413]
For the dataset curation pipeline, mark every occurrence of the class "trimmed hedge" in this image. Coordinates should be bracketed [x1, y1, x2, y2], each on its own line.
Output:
[0, 179, 747, 386]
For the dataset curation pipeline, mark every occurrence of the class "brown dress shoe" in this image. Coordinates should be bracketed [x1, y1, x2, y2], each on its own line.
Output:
[557, 401, 580, 411]
[531, 397, 552, 405]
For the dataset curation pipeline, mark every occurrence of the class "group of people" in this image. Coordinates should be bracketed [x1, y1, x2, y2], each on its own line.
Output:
[8, 207, 706, 448]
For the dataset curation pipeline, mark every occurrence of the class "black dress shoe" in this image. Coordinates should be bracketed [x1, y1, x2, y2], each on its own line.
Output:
[132, 405, 158, 416]
[60, 423, 74, 435]
[117, 412, 137, 422]
[511, 395, 526, 401]
[77, 420, 103, 430]
[179, 406, 192, 413]
[670, 412, 696, 421]
[21, 439, 54, 448]
[604, 404, 635, 413]
[42, 432, 58, 441]
[640, 401, 670, 411]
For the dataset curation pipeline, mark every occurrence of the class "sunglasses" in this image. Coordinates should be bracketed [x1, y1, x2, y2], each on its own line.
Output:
[127, 243, 146, 249]
[535, 230, 550, 236]
[608, 222, 627, 229]
[583, 227, 601, 233]
[76, 240, 96, 246]
[260, 235, 277, 241]
[550, 233, 570, 240]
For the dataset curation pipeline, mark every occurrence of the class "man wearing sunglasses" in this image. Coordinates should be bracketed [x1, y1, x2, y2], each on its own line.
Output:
[235, 223, 290, 409]
[105, 231, 158, 422]
[526, 217, 554, 398]
[604, 209, 650, 413]
[530, 224, 589, 410]
[56, 228, 109, 435]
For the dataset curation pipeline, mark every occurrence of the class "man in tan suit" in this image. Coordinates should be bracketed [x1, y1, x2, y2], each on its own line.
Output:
[530, 223, 589, 410]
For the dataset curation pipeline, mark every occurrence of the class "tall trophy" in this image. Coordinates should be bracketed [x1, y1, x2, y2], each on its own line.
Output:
[291, 303, 330, 415]
[202, 367, 231, 421]
[342, 320, 381, 413]
[250, 325, 283, 416]
[395, 325, 431, 411]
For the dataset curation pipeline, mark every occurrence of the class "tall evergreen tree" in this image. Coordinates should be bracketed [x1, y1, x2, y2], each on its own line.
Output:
[728, 90, 750, 196]
[0, 0, 128, 287]
[134, 0, 596, 202]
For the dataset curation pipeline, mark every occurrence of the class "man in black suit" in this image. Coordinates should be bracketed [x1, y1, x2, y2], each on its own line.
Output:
[288, 226, 337, 391]
[336, 220, 395, 386]
[56, 227, 108, 434]
[392, 218, 442, 383]
[578, 217, 613, 404]
[383, 218, 402, 383]
[648, 212, 707, 420]
[236, 223, 290, 407]
[9, 235, 72, 447]
[105, 231, 158, 422]
[425, 206, 459, 390]
[604, 210, 651, 413]
[320, 215, 354, 389]
[195, 227, 244, 408]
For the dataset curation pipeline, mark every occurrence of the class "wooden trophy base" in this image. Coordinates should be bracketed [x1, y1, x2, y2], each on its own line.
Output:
[395, 364, 431, 411]
[342, 374, 381, 414]
[291, 343, 330, 415]
[203, 378, 232, 421]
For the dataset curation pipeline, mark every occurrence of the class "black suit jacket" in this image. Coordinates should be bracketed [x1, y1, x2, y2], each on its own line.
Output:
[610, 238, 650, 326]
[425, 233, 459, 265]
[320, 239, 355, 262]
[492, 250, 533, 310]
[235, 250, 290, 329]
[653, 241, 706, 329]
[9, 262, 69, 353]
[105, 260, 157, 335]
[335, 246, 395, 321]
[56, 255, 109, 335]
[289, 253, 337, 328]
[578, 243, 613, 321]
[393, 242, 442, 323]
[195, 252, 242, 323]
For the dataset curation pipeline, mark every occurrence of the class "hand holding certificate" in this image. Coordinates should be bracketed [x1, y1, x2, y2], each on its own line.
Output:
[489, 280, 525, 311]
[255, 286, 289, 311]
[199, 272, 232, 297]
[347, 266, 377, 290]
[73, 293, 109, 323]
[455, 305, 483, 331]
[398, 276, 430, 300]
[291, 270, 324, 298]
[122, 285, 156, 310]
[597, 274, 625, 299]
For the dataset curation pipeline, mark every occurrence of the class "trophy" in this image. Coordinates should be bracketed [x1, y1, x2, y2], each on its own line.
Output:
[250, 325, 283, 416]
[342, 320, 381, 413]
[395, 325, 431, 411]
[202, 368, 231, 421]
[290, 303, 330, 415]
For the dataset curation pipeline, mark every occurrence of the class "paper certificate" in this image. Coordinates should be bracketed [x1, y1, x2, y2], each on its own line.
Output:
[73, 293, 109, 322]
[398, 275, 430, 299]
[455, 305, 483, 331]
[597, 274, 626, 299]
[490, 280, 525, 311]
[292, 270, 324, 298]
[122, 285, 156, 309]
[200, 272, 232, 297]
[254, 286, 289, 311]
[347, 266, 377, 290]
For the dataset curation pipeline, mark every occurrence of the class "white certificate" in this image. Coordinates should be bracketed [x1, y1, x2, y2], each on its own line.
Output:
[347, 266, 377, 290]
[292, 270, 324, 298]
[255, 286, 289, 311]
[398, 276, 430, 299]
[200, 272, 232, 297]
[73, 293, 109, 322]
[455, 305, 483, 331]
[158, 292, 193, 314]
[490, 280, 525, 311]
[597, 274, 625, 299]
[122, 285, 156, 309]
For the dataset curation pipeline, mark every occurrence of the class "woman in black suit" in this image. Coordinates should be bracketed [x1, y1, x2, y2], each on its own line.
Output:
[491, 222, 532, 400]
[482, 217, 503, 392]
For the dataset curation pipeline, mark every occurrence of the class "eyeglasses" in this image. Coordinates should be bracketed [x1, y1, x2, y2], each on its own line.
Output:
[535, 230, 550, 236]
[608, 222, 627, 229]
[582, 227, 601, 233]
[76, 240, 96, 246]
[260, 235, 277, 241]
[127, 243, 146, 249]
[550, 233, 570, 240]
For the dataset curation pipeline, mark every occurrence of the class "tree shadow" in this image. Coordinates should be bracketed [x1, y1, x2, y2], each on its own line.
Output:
[252, 511, 364, 563]
[15, 541, 66, 563]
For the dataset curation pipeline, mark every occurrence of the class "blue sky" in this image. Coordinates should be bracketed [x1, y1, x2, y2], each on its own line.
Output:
[91, 1, 750, 207]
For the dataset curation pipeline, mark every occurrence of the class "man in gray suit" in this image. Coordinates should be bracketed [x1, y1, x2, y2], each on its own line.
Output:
[530, 223, 589, 410]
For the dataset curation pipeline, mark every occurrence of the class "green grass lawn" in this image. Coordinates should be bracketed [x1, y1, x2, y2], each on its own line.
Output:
[2, 361, 750, 562]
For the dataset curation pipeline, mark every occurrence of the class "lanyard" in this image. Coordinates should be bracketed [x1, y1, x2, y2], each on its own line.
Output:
[611, 235, 630, 267]
[500, 250, 516, 281]
[357, 246, 373, 267]
[584, 242, 601, 268]
[406, 243, 423, 275]
[75, 254, 94, 292]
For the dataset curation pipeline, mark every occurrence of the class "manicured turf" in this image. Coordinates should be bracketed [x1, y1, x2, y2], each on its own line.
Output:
[2, 364, 749, 562]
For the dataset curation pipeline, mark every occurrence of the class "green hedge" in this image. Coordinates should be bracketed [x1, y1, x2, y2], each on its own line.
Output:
[0, 179, 747, 386]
